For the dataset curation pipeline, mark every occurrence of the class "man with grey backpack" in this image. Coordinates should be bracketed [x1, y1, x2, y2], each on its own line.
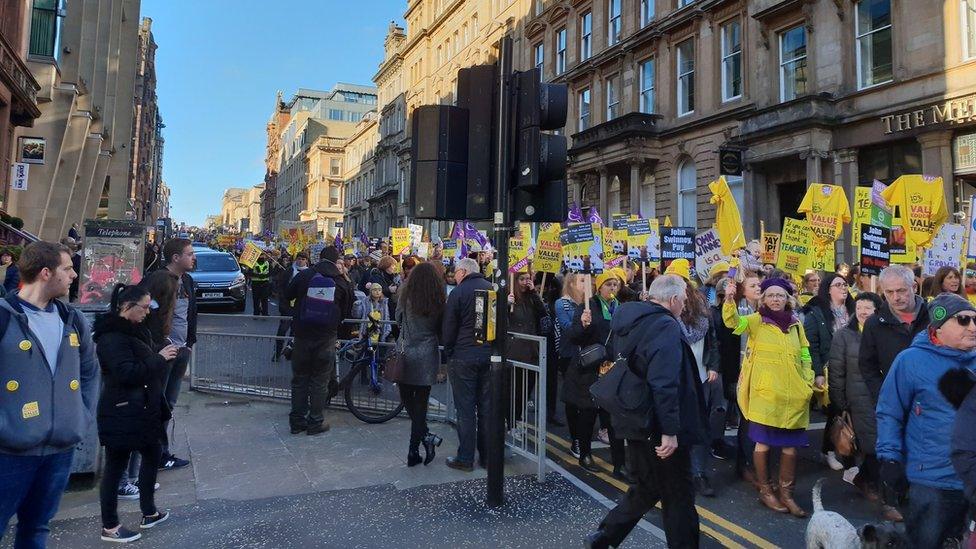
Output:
[585, 274, 707, 549]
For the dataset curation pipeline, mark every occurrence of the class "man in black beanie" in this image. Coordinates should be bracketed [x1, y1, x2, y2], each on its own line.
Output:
[285, 246, 354, 435]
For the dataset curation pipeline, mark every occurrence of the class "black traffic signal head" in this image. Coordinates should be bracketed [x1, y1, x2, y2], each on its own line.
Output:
[514, 68, 568, 191]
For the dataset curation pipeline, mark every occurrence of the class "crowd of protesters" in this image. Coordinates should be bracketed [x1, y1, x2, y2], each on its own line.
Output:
[3, 231, 976, 549]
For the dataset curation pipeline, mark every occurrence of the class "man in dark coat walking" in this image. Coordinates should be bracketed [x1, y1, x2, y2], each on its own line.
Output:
[441, 257, 493, 471]
[586, 274, 707, 549]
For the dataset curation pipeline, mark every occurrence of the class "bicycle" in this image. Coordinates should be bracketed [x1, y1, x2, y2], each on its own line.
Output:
[332, 316, 404, 424]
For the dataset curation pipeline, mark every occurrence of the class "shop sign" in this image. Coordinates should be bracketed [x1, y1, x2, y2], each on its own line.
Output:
[719, 148, 743, 176]
[881, 94, 976, 135]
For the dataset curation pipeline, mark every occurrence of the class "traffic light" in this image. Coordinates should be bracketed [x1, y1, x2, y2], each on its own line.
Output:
[512, 67, 567, 221]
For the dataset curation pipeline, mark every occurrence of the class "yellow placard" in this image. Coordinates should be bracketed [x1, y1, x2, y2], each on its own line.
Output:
[809, 244, 836, 272]
[508, 236, 528, 273]
[390, 228, 410, 256]
[239, 241, 263, 269]
[761, 233, 780, 264]
[777, 218, 811, 276]
[534, 225, 562, 274]
[852, 187, 872, 249]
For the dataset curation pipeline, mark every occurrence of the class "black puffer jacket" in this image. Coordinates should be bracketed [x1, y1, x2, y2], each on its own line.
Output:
[93, 314, 170, 449]
[562, 297, 614, 409]
[508, 291, 546, 365]
[610, 301, 707, 443]
[858, 296, 929, 403]
[829, 318, 878, 453]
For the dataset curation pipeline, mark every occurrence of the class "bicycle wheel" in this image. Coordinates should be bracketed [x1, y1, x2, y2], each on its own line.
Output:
[344, 361, 404, 424]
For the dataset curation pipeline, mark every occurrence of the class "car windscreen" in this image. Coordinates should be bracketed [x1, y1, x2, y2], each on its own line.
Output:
[194, 254, 239, 272]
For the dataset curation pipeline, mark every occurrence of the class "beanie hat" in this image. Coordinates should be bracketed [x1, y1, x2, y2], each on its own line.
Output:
[610, 267, 627, 284]
[928, 293, 976, 330]
[321, 245, 341, 263]
[664, 258, 691, 281]
[594, 271, 616, 293]
[760, 277, 795, 296]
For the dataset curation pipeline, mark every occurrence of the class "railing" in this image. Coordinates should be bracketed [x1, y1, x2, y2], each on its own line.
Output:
[189, 314, 548, 482]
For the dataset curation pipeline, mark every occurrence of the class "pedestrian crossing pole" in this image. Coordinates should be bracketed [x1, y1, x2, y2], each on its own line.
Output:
[487, 35, 514, 509]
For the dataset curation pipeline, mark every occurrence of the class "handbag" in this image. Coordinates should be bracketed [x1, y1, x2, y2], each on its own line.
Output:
[578, 343, 607, 371]
[829, 410, 858, 458]
[382, 313, 407, 384]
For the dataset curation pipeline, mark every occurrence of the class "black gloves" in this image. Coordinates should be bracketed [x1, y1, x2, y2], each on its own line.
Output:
[879, 459, 908, 505]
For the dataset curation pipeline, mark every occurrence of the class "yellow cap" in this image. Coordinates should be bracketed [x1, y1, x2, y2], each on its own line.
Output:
[18, 340, 31, 351]
[609, 267, 627, 284]
[594, 271, 616, 292]
[709, 261, 731, 279]
[664, 258, 691, 281]
[6, 380, 18, 392]
[69, 379, 80, 391]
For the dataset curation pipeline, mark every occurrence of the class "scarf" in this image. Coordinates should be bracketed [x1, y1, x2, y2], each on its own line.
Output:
[680, 315, 709, 344]
[759, 305, 796, 334]
[830, 305, 849, 334]
[597, 296, 618, 321]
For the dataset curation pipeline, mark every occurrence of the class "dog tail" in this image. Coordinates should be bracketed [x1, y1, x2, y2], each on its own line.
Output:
[812, 478, 825, 513]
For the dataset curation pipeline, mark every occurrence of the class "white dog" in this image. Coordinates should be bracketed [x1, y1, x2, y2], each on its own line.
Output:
[805, 479, 908, 549]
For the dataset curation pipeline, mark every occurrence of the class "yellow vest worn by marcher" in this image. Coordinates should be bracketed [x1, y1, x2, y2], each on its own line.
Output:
[251, 260, 270, 284]
[723, 302, 814, 430]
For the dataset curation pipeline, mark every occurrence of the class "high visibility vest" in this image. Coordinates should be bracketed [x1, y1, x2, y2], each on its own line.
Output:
[251, 261, 270, 283]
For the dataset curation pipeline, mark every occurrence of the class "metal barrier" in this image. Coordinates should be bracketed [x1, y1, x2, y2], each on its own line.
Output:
[190, 313, 547, 482]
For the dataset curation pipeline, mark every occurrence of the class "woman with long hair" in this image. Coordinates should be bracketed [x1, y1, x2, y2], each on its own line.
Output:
[802, 272, 855, 471]
[95, 284, 178, 542]
[535, 270, 563, 426]
[140, 269, 179, 349]
[932, 266, 965, 298]
[555, 273, 586, 455]
[724, 278, 814, 518]
[506, 271, 547, 439]
[395, 261, 447, 466]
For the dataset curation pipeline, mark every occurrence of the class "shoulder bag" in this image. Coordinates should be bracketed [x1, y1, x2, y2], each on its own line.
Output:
[382, 312, 407, 383]
[828, 410, 858, 458]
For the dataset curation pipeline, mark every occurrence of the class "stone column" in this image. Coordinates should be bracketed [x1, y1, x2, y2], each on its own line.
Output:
[567, 173, 580, 205]
[800, 149, 826, 184]
[833, 148, 859, 263]
[917, 130, 956, 211]
[598, 167, 609, 221]
[629, 160, 642, 216]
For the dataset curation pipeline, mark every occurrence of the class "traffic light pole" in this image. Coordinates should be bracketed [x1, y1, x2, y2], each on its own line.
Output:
[486, 35, 514, 508]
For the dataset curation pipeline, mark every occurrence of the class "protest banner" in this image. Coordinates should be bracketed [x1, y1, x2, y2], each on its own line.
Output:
[508, 235, 530, 273]
[695, 228, 725, 283]
[408, 223, 423, 251]
[626, 219, 659, 264]
[534, 226, 562, 274]
[442, 238, 458, 265]
[417, 242, 431, 260]
[216, 234, 239, 248]
[809, 244, 836, 272]
[889, 205, 918, 264]
[923, 223, 965, 276]
[968, 196, 976, 260]
[279, 220, 317, 256]
[660, 226, 696, 271]
[860, 224, 891, 276]
[610, 214, 629, 256]
[561, 223, 603, 273]
[777, 218, 811, 276]
[761, 233, 780, 264]
[343, 240, 357, 257]
[239, 241, 263, 269]
[852, 187, 872, 249]
[390, 227, 411, 256]
[603, 225, 625, 268]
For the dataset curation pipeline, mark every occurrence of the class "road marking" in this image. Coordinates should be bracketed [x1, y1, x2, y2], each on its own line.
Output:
[546, 433, 779, 549]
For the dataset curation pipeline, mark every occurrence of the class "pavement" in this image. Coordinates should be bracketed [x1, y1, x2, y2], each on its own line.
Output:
[4, 389, 662, 549]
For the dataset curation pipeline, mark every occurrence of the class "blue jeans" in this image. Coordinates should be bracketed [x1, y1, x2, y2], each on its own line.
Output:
[0, 451, 74, 549]
[448, 358, 491, 465]
[905, 483, 968, 549]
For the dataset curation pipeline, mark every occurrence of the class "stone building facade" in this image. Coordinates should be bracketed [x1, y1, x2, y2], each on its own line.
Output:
[343, 113, 379, 236]
[129, 17, 163, 225]
[7, 0, 142, 241]
[527, 0, 976, 260]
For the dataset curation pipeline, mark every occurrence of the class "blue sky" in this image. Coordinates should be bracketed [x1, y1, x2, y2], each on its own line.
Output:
[143, 0, 405, 227]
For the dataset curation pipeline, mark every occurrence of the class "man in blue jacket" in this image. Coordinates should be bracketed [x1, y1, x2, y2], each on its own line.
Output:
[0, 241, 97, 548]
[876, 294, 976, 549]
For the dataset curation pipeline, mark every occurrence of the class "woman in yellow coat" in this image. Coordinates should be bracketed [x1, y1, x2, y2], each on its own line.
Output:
[723, 277, 814, 517]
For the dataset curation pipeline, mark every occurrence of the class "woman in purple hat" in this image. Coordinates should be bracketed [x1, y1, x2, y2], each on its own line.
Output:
[724, 277, 814, 518]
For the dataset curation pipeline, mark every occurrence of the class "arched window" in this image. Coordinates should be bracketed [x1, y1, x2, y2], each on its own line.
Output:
[677, 159, 697, 227]
[608, 176, 621, 214]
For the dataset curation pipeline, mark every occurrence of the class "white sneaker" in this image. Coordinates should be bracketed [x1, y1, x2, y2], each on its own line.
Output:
[597, 428, 610, 445]
[842, 466, 861, 485]
[117, 483, 139, 500]
[825, 451, 844, 471]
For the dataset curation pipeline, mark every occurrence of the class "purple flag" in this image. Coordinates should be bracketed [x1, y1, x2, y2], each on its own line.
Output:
[451, 221, 464, 241]
[359, 229, 370, 248]
[334, 229, 342, 248]
[567, 202, 584, 223]
[588, 207, 603, 225]
[464, 221, 488, 248]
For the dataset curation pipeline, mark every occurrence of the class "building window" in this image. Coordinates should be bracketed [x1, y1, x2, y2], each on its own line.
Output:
[679, 0, 694, 7]
[676, 39, 695, 116]
[856, 0, 893, 88]
[779, 26, 807, 102]
[534, 42, 545, 80]
[639, 58, 655, 113]
[330, 185, 340, 207]
[555, 28, 567, 74]
[578, 88, 591, 131]
[965, 0, 976, 60]
[329, 109, 343, 120]
[350, 112, 362, 122]
[641, 0, 654, 26]
[29, 0, 59, 57]
[580, 12, 592, 60]
[330, 158, 341, 176]
[721, 20, 742, 102]
[608, 0, 621, 46]
[535, 0, 544, 16]
[678, 159, 697, 227]
[606, 75, 620, 120]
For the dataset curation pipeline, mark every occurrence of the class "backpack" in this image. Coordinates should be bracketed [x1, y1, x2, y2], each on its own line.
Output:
[589, 340, 651, 423]
[299, 270, 340, 329]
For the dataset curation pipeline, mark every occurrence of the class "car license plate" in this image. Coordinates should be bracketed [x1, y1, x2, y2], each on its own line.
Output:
[202, 292, 223, 298]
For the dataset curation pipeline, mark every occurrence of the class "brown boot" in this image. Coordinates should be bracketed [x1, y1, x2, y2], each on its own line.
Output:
[881, 505, 903, 522]
[753, 449, 788, 513]
[778, 452, 808, 518]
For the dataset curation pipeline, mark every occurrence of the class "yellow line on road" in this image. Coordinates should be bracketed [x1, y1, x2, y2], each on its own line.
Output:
[544, 439, 746, 549]
[546, 432, 779, 549]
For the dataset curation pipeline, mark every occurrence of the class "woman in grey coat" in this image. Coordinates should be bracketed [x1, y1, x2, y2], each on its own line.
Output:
[395, 261, 446, 466]
[828, 291, 901, 521]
